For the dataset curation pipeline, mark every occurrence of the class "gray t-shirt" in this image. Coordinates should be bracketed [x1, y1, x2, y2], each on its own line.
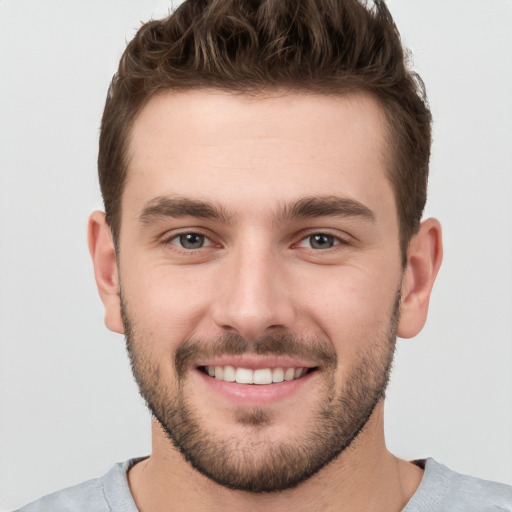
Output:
[14, 458, 512, 511]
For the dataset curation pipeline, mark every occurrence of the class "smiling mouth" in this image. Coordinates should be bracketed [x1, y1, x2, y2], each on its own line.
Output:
[199, 365, 317, 384]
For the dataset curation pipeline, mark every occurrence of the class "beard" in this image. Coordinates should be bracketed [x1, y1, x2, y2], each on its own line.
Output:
[122, 294, 399, 493]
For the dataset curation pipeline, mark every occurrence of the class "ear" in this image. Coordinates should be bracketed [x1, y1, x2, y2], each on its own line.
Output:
[87, 211, 124, 334]
[398, 218, 443, 339]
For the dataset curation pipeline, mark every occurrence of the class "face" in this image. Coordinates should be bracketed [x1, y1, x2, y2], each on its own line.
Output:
[116, 90, 405, 492]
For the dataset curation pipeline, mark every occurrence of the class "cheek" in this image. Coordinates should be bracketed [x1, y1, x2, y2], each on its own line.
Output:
[296, 266, 401, 351]
[121, 262, 216, 348]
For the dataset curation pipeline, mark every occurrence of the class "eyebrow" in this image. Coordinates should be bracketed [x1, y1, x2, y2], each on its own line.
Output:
[138, 195, 375, 225]
[139, 196, 233, 224]
[279, 196, 376, 223]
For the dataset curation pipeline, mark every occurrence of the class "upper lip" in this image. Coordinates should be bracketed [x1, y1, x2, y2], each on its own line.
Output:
[194, 355, 319, 370]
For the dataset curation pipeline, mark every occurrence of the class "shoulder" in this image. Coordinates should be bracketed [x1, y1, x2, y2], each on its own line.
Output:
[13, 459, 142, 512]
[13, 477, 106, 512]
[405, 459, 512, 512]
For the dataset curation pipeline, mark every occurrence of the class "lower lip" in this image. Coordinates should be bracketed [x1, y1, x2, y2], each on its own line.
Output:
[194, 369, 316, 407]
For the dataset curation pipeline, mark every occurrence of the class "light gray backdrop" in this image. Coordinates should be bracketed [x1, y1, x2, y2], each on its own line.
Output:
[1, 1, 511, 510]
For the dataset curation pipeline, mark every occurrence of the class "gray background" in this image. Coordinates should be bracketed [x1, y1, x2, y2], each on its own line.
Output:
[1, 0, 511, 509]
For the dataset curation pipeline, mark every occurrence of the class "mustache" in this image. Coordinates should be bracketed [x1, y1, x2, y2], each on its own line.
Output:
[174, 332, 337, 378]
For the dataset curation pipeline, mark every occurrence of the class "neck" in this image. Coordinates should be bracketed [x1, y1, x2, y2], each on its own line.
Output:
[128, 404, 423, 512]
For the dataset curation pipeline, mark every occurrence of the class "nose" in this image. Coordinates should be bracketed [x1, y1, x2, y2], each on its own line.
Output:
[211, 243, 295, 340]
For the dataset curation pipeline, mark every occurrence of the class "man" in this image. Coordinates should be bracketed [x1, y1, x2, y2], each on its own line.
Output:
[15, 0, 512, 510]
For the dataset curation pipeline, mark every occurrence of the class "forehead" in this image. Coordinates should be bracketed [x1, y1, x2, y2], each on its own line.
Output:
[123, 89, 395, 224]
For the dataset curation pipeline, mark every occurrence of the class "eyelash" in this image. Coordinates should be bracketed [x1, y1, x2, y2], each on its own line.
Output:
[294, 232, 347, 250]
[165, 231, 216, 252]
[163, 230, 348, 252]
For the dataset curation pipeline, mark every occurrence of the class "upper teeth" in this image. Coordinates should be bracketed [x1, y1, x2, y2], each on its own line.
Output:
[204, 366, 308, 384]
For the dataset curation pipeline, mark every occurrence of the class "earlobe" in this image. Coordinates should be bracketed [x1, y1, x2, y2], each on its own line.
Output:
[87, 211, 124, 334]
[397, 218, 443, 339]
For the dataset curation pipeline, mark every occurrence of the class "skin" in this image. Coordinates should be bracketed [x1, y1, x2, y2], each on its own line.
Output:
[89, 90, 442, 511]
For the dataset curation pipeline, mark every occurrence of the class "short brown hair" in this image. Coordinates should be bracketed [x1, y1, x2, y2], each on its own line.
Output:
[98, 0, 431, 259]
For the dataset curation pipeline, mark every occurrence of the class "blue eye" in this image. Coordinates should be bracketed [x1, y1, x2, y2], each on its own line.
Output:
[177, 233, 206, 249]
[308, 234, 336, 249]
